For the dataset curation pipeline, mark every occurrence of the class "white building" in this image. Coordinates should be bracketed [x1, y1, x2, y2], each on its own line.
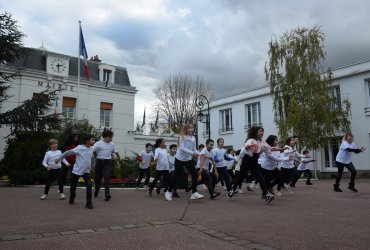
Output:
[0, 47, 138, 158]
[197, 61, 370, 177]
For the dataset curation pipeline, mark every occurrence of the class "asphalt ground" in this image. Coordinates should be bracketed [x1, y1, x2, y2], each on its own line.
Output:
[0, 179, 370, 250]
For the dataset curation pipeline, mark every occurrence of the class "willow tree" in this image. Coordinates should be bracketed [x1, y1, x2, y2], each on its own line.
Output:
[265, 26, 351, 149]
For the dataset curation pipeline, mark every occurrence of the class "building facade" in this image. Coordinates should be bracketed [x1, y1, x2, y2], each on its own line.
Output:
[197, 61, 370, 177]
[0, 47, 137, 158]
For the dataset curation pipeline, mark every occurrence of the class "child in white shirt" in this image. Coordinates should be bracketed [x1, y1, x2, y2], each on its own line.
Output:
[136, 143, 153, 190]
[334, 132, 366, 192]
[148, 138, 171, 201]
[199, 139, 220, 199]
[93, 129, 120, 201]
[40, 139, 70, 200]
[297, 150, 316, 185]
[56, 134, 96, 209]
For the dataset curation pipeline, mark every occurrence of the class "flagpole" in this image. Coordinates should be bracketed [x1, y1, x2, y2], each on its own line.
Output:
[77, 21, 81, 119]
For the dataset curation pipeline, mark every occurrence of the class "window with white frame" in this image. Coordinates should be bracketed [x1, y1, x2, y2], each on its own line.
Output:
[202, 114, 209, 137]
[98, 64, 116, 84]
[100, 102, 112, 128]
[62, 97, 76, 119]
[323, 137, 341, 168]
[329, 85, 341, 110]
[103, 69, 112, 83]
[219, 108, 233, 132]
[245, 102, 261, 128]
[368, 80, 370, 106]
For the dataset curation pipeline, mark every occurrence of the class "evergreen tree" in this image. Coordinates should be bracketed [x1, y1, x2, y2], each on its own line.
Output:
[0, 12, 26, 108]
[265, 26, 351, 149]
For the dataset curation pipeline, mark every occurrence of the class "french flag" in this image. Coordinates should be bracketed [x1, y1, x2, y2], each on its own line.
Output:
[79, 25, 90, 80]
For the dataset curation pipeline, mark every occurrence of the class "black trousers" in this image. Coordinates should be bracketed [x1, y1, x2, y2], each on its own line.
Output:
[298, 169, 313, 182]
[198, 169, 215, 196]
[149, 170, 169, 191]
[70, 173, 92, 205]
[44, 169, 64, 195]
[281, 167, 299, 186]
[335, 161, 357, 187]
[214, 167, 232, 191]
[136, 168, 151, 187]
[227, 169, 235, 184]
[233, 153, 268, 196]
[61, 162, 74, 184]
[169, 159, 198, 193]
[290, 166, 300, 186]
[94, 159, 112, 196]
[261, 168, 283, 190]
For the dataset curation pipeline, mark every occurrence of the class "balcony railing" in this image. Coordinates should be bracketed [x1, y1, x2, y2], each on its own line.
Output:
[244, 122, 263, 131]
[218, 127, 234, 133]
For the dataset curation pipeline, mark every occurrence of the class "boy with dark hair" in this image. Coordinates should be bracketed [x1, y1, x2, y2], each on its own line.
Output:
[167, 144, 178, 197]
[136, 143, 153, 190]
[297, 150, 316, 185]
[56, 134, 96, 209]
[199, 139, 220, 199]
[93, 129, 121, 201]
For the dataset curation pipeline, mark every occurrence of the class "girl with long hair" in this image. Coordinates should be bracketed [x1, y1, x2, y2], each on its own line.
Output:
[167, 124, 203, 200]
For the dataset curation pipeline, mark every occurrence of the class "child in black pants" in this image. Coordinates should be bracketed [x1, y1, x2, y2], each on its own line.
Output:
[40, 139, 70, 200]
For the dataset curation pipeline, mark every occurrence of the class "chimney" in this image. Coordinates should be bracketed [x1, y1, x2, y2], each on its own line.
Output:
[90, 55, 101, 62]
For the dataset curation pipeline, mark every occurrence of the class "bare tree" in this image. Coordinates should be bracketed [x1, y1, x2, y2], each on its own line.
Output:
[152, 74, 214, 132]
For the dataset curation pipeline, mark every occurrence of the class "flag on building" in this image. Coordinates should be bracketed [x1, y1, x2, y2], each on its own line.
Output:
[79, 24, 90, 80]
[141, 107, 146, 127]
[154, 108, 159, 128]
[168, 112, 173, 129]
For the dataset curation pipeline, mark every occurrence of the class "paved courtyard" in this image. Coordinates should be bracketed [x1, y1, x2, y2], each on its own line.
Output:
[0, 179, 370, 250]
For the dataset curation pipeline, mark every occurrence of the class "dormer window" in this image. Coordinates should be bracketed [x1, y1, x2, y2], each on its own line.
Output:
[98, 64, 115, 84]
[103, 69, 112, 83]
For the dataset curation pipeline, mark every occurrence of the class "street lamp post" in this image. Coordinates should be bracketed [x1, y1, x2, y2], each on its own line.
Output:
[195, 94, 210, 140]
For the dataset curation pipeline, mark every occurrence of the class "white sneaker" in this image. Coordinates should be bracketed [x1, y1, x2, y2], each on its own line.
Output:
[249, 181, 255, 188]
[40, 194, 47, 200]
[236, 188, 243, 194]
[165, 191, 172, 201]
[190, 192, 204, 200]
[222, 185, 227, 190]
[284, 184, 293, 193]
[275, 190, 282, 196]
[59, 193, 66, 200]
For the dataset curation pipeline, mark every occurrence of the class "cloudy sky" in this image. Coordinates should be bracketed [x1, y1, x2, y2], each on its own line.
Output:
[2, 0, 370, 123]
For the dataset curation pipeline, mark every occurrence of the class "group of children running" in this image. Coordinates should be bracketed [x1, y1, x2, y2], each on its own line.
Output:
[40, 129, 119, 209]
[39, 125, 366, 209]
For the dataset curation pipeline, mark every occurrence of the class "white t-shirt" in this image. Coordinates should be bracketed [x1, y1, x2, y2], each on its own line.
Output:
[63, 145, 94, 175]
[139, 150, 153, 169]
[279, 145, 303, 169]
[214, 147, 226, 168]
[42, 150, 69, 169]
[336, 140, 357, 164]
[225, 154, 236, 170]
[175, 136, 197, 161]
[93, 140, 118, 159]
[198, 147, 214, 171]
[298, 157, 313, 171]
[244, 139, 269, 157]
[235, 147, 245, 171]
[260, 151, 289, 170]
[154, 148, 169, 171]
[168, 154, 175, 172]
